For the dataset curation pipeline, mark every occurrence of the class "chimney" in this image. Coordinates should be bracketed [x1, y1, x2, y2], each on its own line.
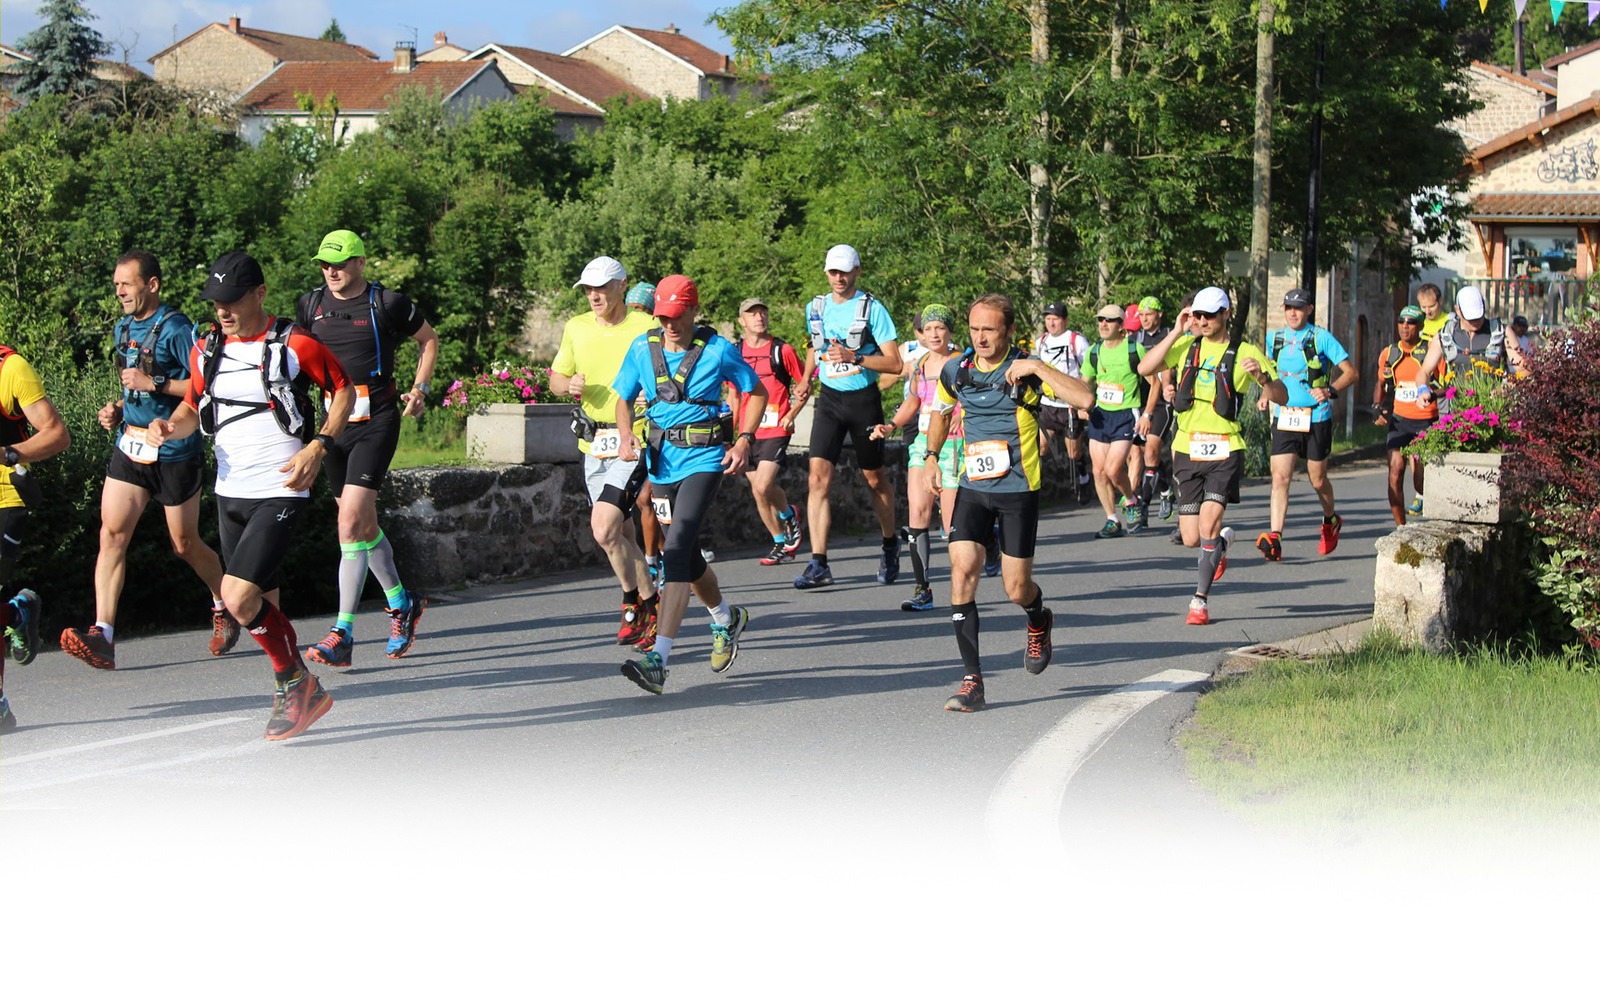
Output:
[433, 31, 448, 48]
[665, 23, 680, 34]
[722, 55, 730, 73]
[394, 41, 415, 73]
[228, 16, 240, 34]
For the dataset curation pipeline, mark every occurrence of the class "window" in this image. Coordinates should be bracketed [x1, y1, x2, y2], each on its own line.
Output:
[1505, 226, 1578, 279]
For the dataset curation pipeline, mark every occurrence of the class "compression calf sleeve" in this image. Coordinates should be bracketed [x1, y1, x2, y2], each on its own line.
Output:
[338, 540, 370, 618]
[366, 531, 405, 600]
[952, 601, 981, 676]
[245, 601, 302, 682]
[1021, 583, 1049, 629]
[907, 527, 930, 587]
[1196, 536, 1223, 598]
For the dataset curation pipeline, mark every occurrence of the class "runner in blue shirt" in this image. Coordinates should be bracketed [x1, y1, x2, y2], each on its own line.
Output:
[613, 275, 766, 696]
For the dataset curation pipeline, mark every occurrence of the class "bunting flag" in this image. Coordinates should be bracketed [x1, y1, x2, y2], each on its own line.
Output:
[1552, 0, 1566, 22]
[1591, 1, 1599, 24]
[1479, 0, 1488, 10]
[1516, 0, 1529, 17]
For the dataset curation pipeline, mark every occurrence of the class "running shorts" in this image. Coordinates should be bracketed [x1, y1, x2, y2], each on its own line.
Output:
[106, 451, 205, 508]
[909, 434, 961, 484]
[323, 405, 401, 493]
[650, 470, 722, 584]
[217, 495, 307, 591]
[1038, 405, 1085, 439]
[949, 488, 1039, 559]
[1173, 451, 1243, 516]
[810, 385, 885, 470]
[585, 452, 648, 512]
[1088, 407, 1137, 444]
[1386, 415, 1433, 452]
[1270, 420, 1334, 463]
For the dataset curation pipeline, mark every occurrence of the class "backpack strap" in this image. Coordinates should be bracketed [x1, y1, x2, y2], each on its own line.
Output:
[769, 341, 793, 390]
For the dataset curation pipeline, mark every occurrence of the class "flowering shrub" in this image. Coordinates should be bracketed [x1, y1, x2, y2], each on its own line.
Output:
[441, 364, 564, 414]
[1403, 374, 1521, 466]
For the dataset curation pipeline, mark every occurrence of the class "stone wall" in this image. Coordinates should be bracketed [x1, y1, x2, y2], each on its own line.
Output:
[152, 26, 277, 99]
[570, 32, 701, 101]
[1458, 66, 1548, 146]
[1373, 522, 1534, 652]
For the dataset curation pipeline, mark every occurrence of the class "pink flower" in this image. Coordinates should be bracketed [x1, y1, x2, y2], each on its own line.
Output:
[522, 387, 534, 399]
[497, 371, 512, 380]
[1444, 386, 1457, 401]
[448, 380, 462, 392]
[514, 379, 527, 388]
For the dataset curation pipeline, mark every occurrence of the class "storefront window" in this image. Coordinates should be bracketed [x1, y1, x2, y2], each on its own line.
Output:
[1506, 226, 1577, 279]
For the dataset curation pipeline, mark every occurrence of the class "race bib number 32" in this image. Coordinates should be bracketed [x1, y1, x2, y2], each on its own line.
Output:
[1189, 432, 1231, 461]
[963, 440, 1012, 481]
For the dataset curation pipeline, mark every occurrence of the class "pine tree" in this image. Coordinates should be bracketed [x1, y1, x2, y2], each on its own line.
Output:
[320, 19, 348, 44]
[13, 0, 109, 100]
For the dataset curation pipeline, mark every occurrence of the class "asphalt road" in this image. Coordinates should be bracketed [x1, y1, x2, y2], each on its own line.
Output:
[19, 460, 1564, 994]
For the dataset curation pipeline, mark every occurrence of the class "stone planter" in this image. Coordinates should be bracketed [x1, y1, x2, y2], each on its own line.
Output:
[1423, 451, 1506, 524]
[466, 403, 581, 464]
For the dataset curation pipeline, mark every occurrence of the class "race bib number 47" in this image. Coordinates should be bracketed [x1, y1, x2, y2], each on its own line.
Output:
[1189, 432, 1231, 461]
[963, 440, 1011, 481]
[1096, 382, 1125, 406]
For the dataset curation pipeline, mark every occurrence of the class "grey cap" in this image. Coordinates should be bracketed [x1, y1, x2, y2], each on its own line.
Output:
[1283, 288, 1314, 308]
[739, 297, 768, 314]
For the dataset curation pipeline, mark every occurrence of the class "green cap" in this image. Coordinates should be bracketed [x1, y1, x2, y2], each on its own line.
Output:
[1399, 305, 1425, 322]
[313, 229, 366, 264]
[1138, 296, 1163, 311]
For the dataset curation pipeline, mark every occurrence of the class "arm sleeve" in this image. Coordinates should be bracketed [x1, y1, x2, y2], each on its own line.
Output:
[290, 332, 352, 393]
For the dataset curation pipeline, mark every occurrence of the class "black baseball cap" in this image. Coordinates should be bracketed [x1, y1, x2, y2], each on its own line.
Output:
[1283, 288, 1314, 308]
[201, 251, 266, 302]
[1512, 314, 1529, 328]
[1043, 301, 1069, 318]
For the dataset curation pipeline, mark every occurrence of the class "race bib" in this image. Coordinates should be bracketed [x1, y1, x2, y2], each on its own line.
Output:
[1277, 406, 1313, 433]
[917, 410, 931, 433]
[963, 440, 1011, 481]
[650, 496, 673, 525]
[1395, 386, 1420, 404]
[118, 425, 158, 464]
[822, 360, 861, 379]
[1096, 382, 1125, 406]
[590, 428, 622, 459]
[1189, 432, 1231, 461]
[760, 404, 781, 430]
[327, 384, 372, 422]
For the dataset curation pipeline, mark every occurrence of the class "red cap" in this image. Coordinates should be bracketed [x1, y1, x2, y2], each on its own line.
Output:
[653, 274, 699, 319]
[1123, 303, 1141, 332]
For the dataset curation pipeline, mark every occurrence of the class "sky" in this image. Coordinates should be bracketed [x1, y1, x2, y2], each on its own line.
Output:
[0, 0, 736, 66]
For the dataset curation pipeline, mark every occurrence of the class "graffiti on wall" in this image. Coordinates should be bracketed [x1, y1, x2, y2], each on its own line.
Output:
[1536, 137, 1599, 183]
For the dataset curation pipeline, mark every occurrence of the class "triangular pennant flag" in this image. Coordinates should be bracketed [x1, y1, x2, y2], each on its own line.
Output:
[1516, 0, 1530, 18]
[1553, 0, 1567, 22]
[1590, 2, 1599, 25]
[1480, 0, 1489, 11]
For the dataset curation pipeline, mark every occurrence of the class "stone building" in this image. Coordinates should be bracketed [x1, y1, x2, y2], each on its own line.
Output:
[462, 43, 646, 137]
[233, 46, 515, 145]
[561, 24, 754, 102]
[418, 31, 470, 63]
[1456, 61, 1555, 147]
[148, 16, 377, 100]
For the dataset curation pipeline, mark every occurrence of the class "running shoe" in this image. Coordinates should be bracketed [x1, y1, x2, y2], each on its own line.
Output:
[1124, 500, 1148, 535]
[878, 541, 901, 585]
[1407, 497, 1424, 517]
[1095, 518, 1125, 539]
[781, 503, 803, 553]
[1214, 526, 1234, 582]
[1256, 531, 1282, 562]
[701, 548, 716, 565]
[794, 559, 833, 590]
[1158, 488, 1176, 521]
[386, 591, 426, 658]
[617, 603, 647, 645]
[983, 538, 1001, 577]
[647, 559, 664, 590]
[709, 606, 749, 674]
[1169, 526, 1184, 545]
[0, 693, 14, 733]
[1186, 597, 1210, 626]
[944, 674, 986, 712]
[61, 625, 115, 670]
[758, 543, 794, 566]
[1024, 608, 1053, 675]
[8, 589, 40, 666]
[621, 650, 668, 695]
[209, 607, 241, 656]
[1076, 480, 1093, 505]
[1318, 514, 1343, 556]
[901, 585, 935, 612]
[265, 670, 333, 741]
[306, 626, 353, 668]
[634, 604, 659, 651]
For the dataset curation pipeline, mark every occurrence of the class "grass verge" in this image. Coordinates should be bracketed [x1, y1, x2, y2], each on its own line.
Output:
[1182, 632, 1600, 844]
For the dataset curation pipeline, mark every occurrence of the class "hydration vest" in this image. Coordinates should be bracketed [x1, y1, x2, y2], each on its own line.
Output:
[807, 292, 876, 354]
[1379, 341, 1435, 416]
[115, 305, 178, 391]
[768, 340, 794, 390]
[1267, 325, 1329, 389]
[0, 345, 30, 447]
[1437, 316, 1506, 381]
[195, 318, 316, 443]
[296, 281, 398, 380]
[1088, 337, 1147, 408]
[1173, 331, 1245, 422]
[645, 327, 733, 454]
[952, 347, 1041, 413]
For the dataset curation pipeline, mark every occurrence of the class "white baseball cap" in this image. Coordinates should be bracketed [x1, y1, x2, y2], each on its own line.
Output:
[1456, 285, 1486, 321]
[574, 255, 627, 288]
[824, 244, 861, 272]
[1192, 286, 1230, 313]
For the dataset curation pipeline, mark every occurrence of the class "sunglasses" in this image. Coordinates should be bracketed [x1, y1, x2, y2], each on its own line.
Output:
[1192, 309, 1223, 320]
[1398, 318, 1422, 326]
[1097, 316, 1120, 322]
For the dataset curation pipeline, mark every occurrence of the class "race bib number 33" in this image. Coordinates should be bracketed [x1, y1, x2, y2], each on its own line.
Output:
[590, 428, 622, 459]
[1189, 432, 1231, 461]
[963, 440, 1012, 481]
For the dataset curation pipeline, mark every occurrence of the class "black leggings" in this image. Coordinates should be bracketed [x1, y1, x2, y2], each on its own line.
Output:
[654, 471, 722, 584]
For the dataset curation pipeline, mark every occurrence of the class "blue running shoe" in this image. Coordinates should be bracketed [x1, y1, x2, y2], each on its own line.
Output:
[794, 559, 833, 590]
[621, 650, 668, 694]
[386, 591, 426, 658]
[8, 589, 40, 666]
[0, 694, 16, 733]
[983, 539, 1001, 577]
[307, 626, 354, 669]
[1407, 496, 1424, 517]
[878, 541, 900, 585]
[901, 585, 934, 612]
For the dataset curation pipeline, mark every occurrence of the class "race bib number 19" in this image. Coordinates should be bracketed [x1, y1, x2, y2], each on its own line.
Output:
[650, 496, 673, 525]
[1276, 406, 1313, 433]
[1189, 432, 1231, 461]
[963, 440, 1011, 481]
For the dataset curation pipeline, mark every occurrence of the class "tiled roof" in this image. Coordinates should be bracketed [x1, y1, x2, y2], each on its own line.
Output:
[1468, 93, 1600, 165]
[624, 27, 733, 77]
[1545, 38, 1600, 70]
[236, 61, 490, 114]
[150, 23, 377, 64]
[1470, 192, 1600, 221]
[507, 83, 603, 117]
[1470, 61, 1557, 97]
[484, 45, 645, 107]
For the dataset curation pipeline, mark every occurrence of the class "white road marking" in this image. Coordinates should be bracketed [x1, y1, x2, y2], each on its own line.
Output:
[1, 717, 251, 766]
[2, 739, 267, 794]
[984, 668, 1210, 851]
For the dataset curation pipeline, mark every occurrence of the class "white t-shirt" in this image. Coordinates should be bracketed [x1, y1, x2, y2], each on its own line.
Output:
[1037, 330, 1089, 407]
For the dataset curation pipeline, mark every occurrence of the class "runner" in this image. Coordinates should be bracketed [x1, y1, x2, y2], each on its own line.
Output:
[549, 255, 661, 650]
[1136, 286, 1286, 626]
[870, 303, 961, 612]
[147, 251, 353, 740]
[734, 296, 804, 565]
[612, 275, 764, 695]
[1415, 282, 1448, 344]
[61, 250, 236, 671]
[1374, 306, 1441, 525]
[0, 344, 71, 732]
[1256, 288, 1357, 561]
[1413, 285, 1526, 392]
[792, 244, 902, 589]
[1036, 301, 1092, 505]
[1084, 303, 1147, 539]
[626, 281, 656, 315]
[1132, 295, 1176, 521]
[295, 230, 433, 668]
[624, 281, 666, 585]
[923, 294, 1093, 712]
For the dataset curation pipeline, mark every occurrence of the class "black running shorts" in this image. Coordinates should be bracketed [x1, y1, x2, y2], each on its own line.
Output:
[949, 488, 1039, 559]
[1174, 451, 1242, 517]
[1038, 405, 1084, 439]
[323, 404, 401, 494]
[1386, 415, 1433, 452]
[217, 495, 306, 591]
[809, 385, 885, 470]
[750, 435, 789, 467]
[650, 470, 722, 584]
[1270, 419, 1334, 463]
[106, 451, 205, 508]
[0, 506, 27, 588]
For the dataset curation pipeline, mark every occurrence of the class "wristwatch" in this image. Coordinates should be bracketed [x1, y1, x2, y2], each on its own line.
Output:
[313, 433, 336, 450]
[412, 381, 431, 397]
[3, 447, 18, 466]
[151, 374, 170, 395]
[737, 431, 757, 445]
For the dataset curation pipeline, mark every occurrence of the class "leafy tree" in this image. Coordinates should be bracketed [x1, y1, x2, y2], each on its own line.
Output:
[1467, 2, 1600, 67]
[13, 0, 109, 100]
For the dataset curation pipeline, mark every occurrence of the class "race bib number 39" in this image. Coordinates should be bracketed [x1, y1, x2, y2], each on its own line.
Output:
[1096, 382, 1125, 406]
[1276, 406, 1313, 433]
[963, 440, 1011, 481]
[590, 428, 622, 459]
[1189, 432, 1231, 461]
[650, 496, 673, 525]
[118, 425, 158, 464]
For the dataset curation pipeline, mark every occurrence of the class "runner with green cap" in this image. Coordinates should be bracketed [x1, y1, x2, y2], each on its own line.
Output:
[296, 229, 439, 668]
[1131, 294, 1175, 525]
